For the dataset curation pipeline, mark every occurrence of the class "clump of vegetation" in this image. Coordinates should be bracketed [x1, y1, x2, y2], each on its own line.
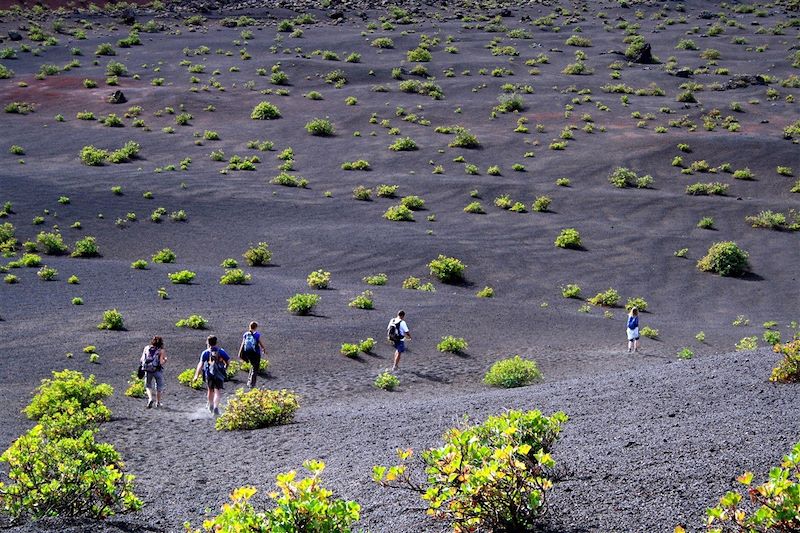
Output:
[71, 236, 99, 258]
[697, 241, 749, 277]
[428, 255, 466, 283]
[608, 167, 651, 188]
[152, 248, 176, 263]
[215, 388, 298, 431]
[437, 336, 468, 354]
[388, 137, 418, 151]
[305, 118, 335, 136]
[97, 309, 124, 330]
[640, 326, 659, 339]
[243, 242, 272, 266]
[250, 101, 281, 120]
[560, 284, 581, 298]
[349, 290, 374, 310]
[745, 210, 800, 231]
[484, 356, 542, 388]
[374, 371, 400, 391]
[384, 205, 414, 221]
[307, 269, 331, 289]
[168, 270, 196, 284]
[554, 228, 582, 249]
[770, 341, 800, 383]
[220, 269, 251, 285]
[588, 288, 620, 307]
[287, 293, 320, 315]
[175, 315, 207, 329]
[363, 273, 387, 286]
[476, 286, 494, 298]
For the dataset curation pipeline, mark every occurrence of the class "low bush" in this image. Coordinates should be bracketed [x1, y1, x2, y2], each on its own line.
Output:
[626, 297, 648, 312]
[215, 388, 298, 431]
[251, 101, 281, 120]
[561, 284, 581, 298]
[388, 137, 418, 151]
[402, 276, 420, 290]
[476, 286, 494, 298]
[437, 336, 468, 354]
[177, 368, 204, 390]
[372, 37, 394, 48]
[37, 266, 58, 281]
[484, 356, 542, 388]
[340, 343, 360, 358]
[271, 172, 308, 188]
[428, 255, 466, 283]
[588, 288, 620, 307]
[735, 336, 758, 351]
[608, 167, 638, 188]
[71, 236, 99, 257]
[770, 340, 800, 383]
[97, 309, 124, 330]
[305, 118, 335, 136]
[352, 186, 372, 201]
[152, 248, 176, 263]
[220, 269, 250, 285]
[341, 159, 370, 171]
[697, 241, 749, 277]
[363, 273, 387, 286]
[175, 314, 207, 329]
[376, 184, 398, 198]
[124, 373, 146, 398]
[400, 195, 425, 210]
[243, 242, 272, 266]
[349, 290, 374, 310]
[686, 182, 728, 195]
[532, 196, 552, 212]
[374, 409, 566, 532]
[287, 293, 320, 315]
[168, 270, 196, 284]
[449, 127, 480, 148]
[706, 440, 800, 532]
[554, 228, 582, 249]
[640, 326, 659, 339]
[374, 371, 400, 391]
[24, 370, 113, 421]
[307, 269, 331, 289]
[464, 202, 485, 214]
[407, 47, 432, 62]
[384, 205, 414, 221]
[359, 338, 375, 353]
[37, 231, 68, 255]
[745, 210, 799, 231]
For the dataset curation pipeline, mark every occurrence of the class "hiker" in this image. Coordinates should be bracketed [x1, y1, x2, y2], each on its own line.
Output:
[141, 336, 167, 409]
[388, 310, 411, 371]
[627, 307, 640, 353]
[238, 321, 267, 389]
[193, 335, 230, 416]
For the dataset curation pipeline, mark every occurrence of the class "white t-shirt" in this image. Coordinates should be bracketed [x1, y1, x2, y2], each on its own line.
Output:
[390, 318, 409, 339]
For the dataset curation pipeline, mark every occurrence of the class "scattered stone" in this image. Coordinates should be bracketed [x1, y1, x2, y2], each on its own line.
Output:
[108, 90, 127, 104]
[8, 31, 22, 41]
[674, 68, 693, 78]
[630, 42, 654, 64]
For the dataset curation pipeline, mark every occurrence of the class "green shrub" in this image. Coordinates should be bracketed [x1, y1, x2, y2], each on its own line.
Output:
[352, 186, 372, 201]
[175, 314, 207, 329]
[376, 184, 398, 198]
[733, 167, 754, 180]
[37, 231, 68, 255]
[697, 216, 715, 229]
[24, 370, 113, 421]
[340, 343, 359, 358]
[251, 101, 281, 120]
[287, 293, 320, 315]
[305, 118, 334, 136]
[449, 127, 480, 148]
[177, 368, 204, 390]
[686, 182, 728, 195]
[37, 266, 57, 280]
[271, 172, 308, 188]
[384, 205, 414, 221]
[476, 286, 494, 298]
[532, 196, 551, 212]
[152, 248, 176, 263]
[608, 167, 638, 188]
[341, 159, 370, 171]
[625, 297, 648, 312]
[71, 236, 99, 257]
[402, 276, 420, 290]
[561, 284, 581, 298]
[374, 409, 566, 531]
[388, 137, 418, 151]
[374, 371, 400, 391]
[215, 388, 298, 431]
[484, 356, 542, 388]
[20, 253, 42, 267]
[400, 195, 425, 210]
[407, 47, 432, 62]
[745, 210, 799, 231]
[428, 255, 466, 283]
[735, 336, 758, 351]
[770, 341, 800, 383]
[677, 347, 694, 360]
[124, 374, 146, 398]
[706, 439, 800, 532]
[97, 309, 124, 330]
[554, 228, 582, 249]
[363, 273, 387, 286]
[464, 202, 485, 214]
[243, 242, 272, 266]
[372, 37, 394, 48]
[307, 269, 331, 289]
[763, 330, 781, 345]
[588, 288, 620, 307]
[437, 336, 468, 354]
[697, 241, 749, 277]
[220, 269, 250, 285]
[640, 326, 659, 339]
[168, 270, 196, 284]
[349, 290, 374, 310]
[565, 35, 592, 47]
[359, 338, 375, 353]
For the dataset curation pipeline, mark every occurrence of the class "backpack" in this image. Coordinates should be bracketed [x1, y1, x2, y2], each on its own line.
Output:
[142, 346, 161, 373]
[387, 319, 402, 343]
[243, 331, 257, 354]
[205, 347, 226, 380]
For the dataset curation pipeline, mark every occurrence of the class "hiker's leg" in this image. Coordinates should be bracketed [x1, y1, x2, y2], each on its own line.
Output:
[249, 354, 260, 388]
[393, 350, 401, 370]
[214, 389, 222, 409]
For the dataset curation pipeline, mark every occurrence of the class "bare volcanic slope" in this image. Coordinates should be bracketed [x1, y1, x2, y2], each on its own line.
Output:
[0, 0, 799, 531]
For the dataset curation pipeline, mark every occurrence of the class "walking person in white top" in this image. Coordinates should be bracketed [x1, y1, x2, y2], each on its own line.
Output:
[388, 310, 411, 371]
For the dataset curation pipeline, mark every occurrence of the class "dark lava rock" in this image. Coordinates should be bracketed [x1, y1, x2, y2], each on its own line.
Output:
[108, 90, 127, 104]
[120, 7, 136, 25]
[723, 75, 768, 90]
[699, 10, 714, 19]
[630, 42, 654, 64]
[497, 8, 512, 17]
[674, 68, 693, 78]
[329, 11, 344, 20]
[8, 31, 22, 41]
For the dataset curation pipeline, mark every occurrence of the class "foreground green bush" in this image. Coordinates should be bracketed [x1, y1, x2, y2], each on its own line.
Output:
[177, 368, 204, 390]
[428, 255, 466, 283]
[484, 356, 542, 388]
[697, 241, 749, 277]
[374, 371, 399, 391]
[186, 461, 360, 532]
[554, 228, 581, 249]
[770, 340, 800, 383]
[437, 336, 468, 354]
[215, 388, 299, 431]
[588, 288, 620, 307]
[24, 370, 113, 421]
[374, 409, 567, 532]
[251, 101, 281, 120]
[243, 242, 272, 266]
[706, 440, 800, 532]
[287, 293, 320, 315]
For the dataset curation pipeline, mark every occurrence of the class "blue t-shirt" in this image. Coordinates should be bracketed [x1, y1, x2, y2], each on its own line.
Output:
[200, 347, 230, 379]
[627, 315, 639, 330]
[242, 330, 261, 355]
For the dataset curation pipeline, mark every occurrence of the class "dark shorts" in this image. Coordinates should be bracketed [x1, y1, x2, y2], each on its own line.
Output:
[206, 375, 224, 390]
[394, 340, 406, 353]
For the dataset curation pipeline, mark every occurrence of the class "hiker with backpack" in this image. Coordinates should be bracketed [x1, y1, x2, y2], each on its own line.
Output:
[627, 307, 640, 353]
[238, 321, 267, 389]
[141, 336, 167, 409]
[387, 310, 411, 371]
[193, 335, 230, 416]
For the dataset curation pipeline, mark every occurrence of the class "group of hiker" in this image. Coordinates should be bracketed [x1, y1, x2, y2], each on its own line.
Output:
[138, 313, 411, 415]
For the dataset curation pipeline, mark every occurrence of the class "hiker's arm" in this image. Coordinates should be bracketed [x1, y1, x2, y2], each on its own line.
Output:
[259, 338, 267, 353]
[193, 359, 203, 381]
[160, 349, 167, 365]
[405, 330, 411, 339]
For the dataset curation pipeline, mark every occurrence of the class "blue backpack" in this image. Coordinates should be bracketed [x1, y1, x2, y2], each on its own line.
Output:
[243, 331, 257, 353]
[205, 348, 226, 380]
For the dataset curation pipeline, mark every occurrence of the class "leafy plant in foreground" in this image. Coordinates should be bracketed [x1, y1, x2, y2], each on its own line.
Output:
[287, 293, 320, 315]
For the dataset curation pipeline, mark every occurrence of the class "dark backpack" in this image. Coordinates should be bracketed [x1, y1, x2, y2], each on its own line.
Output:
[387, 319, 402, 343]
[142, 346, 161, 373]
[243, 331, 257, 354]
[205, 347, 226, 380]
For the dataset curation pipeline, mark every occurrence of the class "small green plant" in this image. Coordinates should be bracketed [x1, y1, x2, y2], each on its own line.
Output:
[483, 355, 542, 388]
[464, 202, 485, 214]
[697, 216, 715, 229]
[374, 371, 400, 391]
[251, 101, 281, 120]
[588, 288, 620, 307]
[151, 248, 175, 264]
[608, 167, 638, 188]
[71, 297, 83, 305]
[168, 270, 196, 284]
[124, 373, 146, 398]
[287, 293, 320, 315]
[388, 137, 418, 151]
[769, 341, 800, 383]
[735, 336, 758, 351]
[695, 331, 706, 342]
[437, 336, 468, 354]
[625, 297, 648, 312]
[763, 329, 781, 346]
[243, 242, 272, 266]
[340, 343, 360, 358]
[349, 290, 374, 310]
[177, 368, 204, 390]
[476, 286, 494, 298]
[305, 118, 335, 136]
[175, 314, 208, 329]
[400, 195, 425, 211]
[307, 269, 331, 289]
[428, 255, 466, 283]
[220, 269, 251, 285]
[554, 228, 582, 249]
[677, 347, 694, 360]
[532, 196, 551, 212]
[37, 266, 58, 281]
[697, 241, 749, 277]
[37, 231, 68, 255]
[363, 273, 387, 286]
[71, 236, 99, 258]
[97, 309, 123, 330]
[560, 284, 581, 298]
[640, 326, 659, 339]
[384, 205, 414, 221]
[215, 388, 298, 431]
